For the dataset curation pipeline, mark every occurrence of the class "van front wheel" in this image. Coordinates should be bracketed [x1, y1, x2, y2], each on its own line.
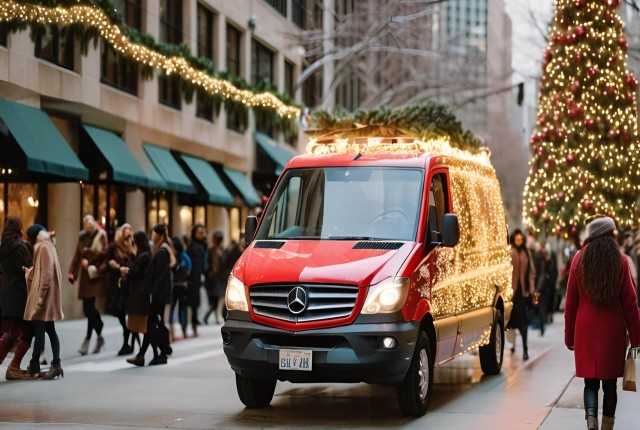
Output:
[235, 373, 276, 408]
[397, 331, 434, 417]
[479, 310, 504, 375]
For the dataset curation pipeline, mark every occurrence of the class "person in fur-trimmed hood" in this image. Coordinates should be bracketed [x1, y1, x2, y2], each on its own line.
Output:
[68, 215, 108, 356]
[23, 225, 64, 379]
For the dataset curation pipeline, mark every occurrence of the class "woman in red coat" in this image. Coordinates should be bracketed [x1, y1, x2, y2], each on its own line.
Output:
[565, 216, 640, 430]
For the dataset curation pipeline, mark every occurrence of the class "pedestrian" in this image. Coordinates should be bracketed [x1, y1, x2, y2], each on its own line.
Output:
[23, 225, 64, 380]
[565, 216, 640, 430]
[68, 215, 108, 355]
[507, 228, 535, 361]
[219, 235, 246, 321]
[186, 224, 207, 337]
[128, 224, 174, 366]
[617, 229, 637, 288]
[204, 231, 225, 325]
[169, 236, 191, 341]
[0, 216, 34, 380]
[104, 223, 137, 356]
[536, 243, 558, 336]
[122, 231, 153, 360]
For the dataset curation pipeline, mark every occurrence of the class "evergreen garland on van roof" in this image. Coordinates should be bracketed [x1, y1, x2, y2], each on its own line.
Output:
[308, 101, 483, 153]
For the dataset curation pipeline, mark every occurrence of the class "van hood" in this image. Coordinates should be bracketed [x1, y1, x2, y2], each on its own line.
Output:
[234, 240, 415, 287]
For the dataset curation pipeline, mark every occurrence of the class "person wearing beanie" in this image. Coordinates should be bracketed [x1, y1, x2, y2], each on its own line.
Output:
[0, 216, 34, 380]
[23, 225, 64, 379]
[565, 216, 640, 430]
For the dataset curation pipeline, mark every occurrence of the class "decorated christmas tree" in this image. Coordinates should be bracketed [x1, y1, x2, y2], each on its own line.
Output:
[523, 0, 640, 237]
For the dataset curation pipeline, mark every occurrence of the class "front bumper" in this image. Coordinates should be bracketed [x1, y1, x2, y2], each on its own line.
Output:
[221, 313, 419, 384]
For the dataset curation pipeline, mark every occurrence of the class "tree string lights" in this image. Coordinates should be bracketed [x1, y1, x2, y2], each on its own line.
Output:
[524, 0, 640, 237]
[0, 1, 301, 118]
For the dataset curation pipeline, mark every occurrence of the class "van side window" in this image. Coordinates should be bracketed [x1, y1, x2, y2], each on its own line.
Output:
[427, 174, 448, 243]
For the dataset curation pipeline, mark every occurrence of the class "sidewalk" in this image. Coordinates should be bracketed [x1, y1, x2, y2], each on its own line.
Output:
[524, 317, 640, 430]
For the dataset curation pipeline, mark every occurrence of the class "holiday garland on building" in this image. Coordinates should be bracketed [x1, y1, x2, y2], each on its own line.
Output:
[0, 0, 301, 124]
[308, 101, 483, 153]
[523, 0, 640, 236]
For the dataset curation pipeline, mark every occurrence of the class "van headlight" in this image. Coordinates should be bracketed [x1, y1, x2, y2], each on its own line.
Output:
[362, 277, 410, 314]
[225, 275, 249, 312]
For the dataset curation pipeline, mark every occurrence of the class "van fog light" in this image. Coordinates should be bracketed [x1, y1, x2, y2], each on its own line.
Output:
[382, 337, 397, 349]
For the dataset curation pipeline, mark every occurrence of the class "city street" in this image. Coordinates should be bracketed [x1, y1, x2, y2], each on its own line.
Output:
[1, 315, 638, 430]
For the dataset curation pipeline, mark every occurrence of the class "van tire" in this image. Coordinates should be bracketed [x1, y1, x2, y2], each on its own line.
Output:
[397, 331, 434, 417]
[235, 373, 276, 408]
[479, 310, 504, 376]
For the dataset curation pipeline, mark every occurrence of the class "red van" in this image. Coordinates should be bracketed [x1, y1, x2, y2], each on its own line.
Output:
[222, 137, 513, 416]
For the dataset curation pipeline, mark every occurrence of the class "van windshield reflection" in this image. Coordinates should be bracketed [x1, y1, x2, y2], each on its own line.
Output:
[255, 167, 423, 242]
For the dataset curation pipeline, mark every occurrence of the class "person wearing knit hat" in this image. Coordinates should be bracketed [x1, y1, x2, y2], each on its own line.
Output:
[565, 215, 640, 430]
[23, 224, 64, 379]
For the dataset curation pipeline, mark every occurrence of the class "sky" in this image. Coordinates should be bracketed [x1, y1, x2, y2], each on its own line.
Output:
[504, 0, 554, 83]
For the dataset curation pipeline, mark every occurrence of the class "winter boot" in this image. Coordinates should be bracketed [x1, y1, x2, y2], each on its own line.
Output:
[587, 415, 599, 430]
[78, 337, 90, 355]
[27, 358, 41, 377]
[42, 358, 64, 380]
[92, 335, 105, 354]
[601, 416, 614, 430]
[6, 340, 32, 380]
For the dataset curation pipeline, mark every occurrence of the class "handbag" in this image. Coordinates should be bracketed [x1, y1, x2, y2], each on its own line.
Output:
[623, 347, 639, 392]
[127, 314, 148, 334]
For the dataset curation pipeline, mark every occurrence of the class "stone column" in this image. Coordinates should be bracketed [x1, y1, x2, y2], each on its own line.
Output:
[125, 189, 146, 231]
[48, 183, 83, 319]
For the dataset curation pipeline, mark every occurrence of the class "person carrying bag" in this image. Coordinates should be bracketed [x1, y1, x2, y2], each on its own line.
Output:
[565, 216, 640, 430]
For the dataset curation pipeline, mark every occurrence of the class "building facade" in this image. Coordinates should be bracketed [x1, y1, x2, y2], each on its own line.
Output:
[0, 0, 306, 317]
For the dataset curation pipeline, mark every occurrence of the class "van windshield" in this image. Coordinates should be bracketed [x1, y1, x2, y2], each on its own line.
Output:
[256, 167, 424, 241]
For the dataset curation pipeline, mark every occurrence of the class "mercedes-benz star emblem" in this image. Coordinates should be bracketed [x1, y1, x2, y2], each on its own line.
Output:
[287, 287, 307, 315]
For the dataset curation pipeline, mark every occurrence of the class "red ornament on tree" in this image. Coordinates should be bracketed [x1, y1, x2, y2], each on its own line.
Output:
[566, 153, 575, 163]
[588, 67, 600, 78]
[618, 37, 628, 50]
[575, 25, 586, 38]
[571, 80, 581, 93]
[582, 200, 592, 210]
[604, 0, 621, 9]
[558, 191, 565, 200]
[626, 75, 638, 89]
[627, 92, 636, 104]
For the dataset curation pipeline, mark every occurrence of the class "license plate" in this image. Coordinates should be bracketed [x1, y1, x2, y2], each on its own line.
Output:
[279, 349, 312, 371]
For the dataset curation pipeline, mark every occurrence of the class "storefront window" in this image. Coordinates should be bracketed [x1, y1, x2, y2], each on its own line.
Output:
[0, 183, 5, 231]
[148, 191, 171, 231]
[81, 183, 123, 238]
[7, 183, 39, 229]
[194, 206, 206, 226]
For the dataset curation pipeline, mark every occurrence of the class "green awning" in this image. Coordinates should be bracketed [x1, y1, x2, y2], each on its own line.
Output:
[83, 125, 149, 188]
[0, 98, 88, 180]
[141, 152, 168, 190]
[254, 132, 295, 175]
[223, 168, 261, 207]
[180, 155, 234, 206]
[143, 143, 195, 194]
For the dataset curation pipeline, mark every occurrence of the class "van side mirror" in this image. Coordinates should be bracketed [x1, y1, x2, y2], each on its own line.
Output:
[441, 214, 459, 247]
[244, 216, 258, 246]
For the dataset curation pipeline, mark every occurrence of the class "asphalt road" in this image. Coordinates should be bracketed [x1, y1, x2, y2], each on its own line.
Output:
[0, 314, 638, 430]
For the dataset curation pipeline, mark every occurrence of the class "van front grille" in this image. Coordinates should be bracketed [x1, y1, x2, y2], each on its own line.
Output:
[249, 284, 359, 323]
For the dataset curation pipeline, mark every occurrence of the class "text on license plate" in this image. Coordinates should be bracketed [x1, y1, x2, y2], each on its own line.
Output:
[279, 349, 312, 371]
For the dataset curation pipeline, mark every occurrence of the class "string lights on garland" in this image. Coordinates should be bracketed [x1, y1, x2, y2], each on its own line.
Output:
[523, 0, 640, 237]
[0, 0, 300, 119]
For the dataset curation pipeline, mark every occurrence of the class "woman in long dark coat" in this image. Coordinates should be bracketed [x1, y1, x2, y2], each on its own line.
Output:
[123, 231, 152, 361]
[0, 216, 33, 379]
[128, 224, 174, 366]
[507, 228, 535, 361]
[103, 223, 136, 355]
[565, 216, 640, 430]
